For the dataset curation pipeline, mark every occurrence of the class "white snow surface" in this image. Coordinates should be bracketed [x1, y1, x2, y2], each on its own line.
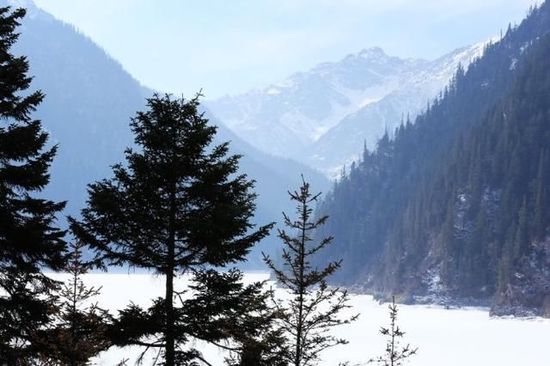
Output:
[48, 272, 550, 366]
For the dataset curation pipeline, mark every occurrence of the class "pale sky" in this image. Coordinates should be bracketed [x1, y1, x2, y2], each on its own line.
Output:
[32, 0, 540, 99]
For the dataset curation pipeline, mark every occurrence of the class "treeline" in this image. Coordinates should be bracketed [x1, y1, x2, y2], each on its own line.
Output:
[316, 2, 550, 316]
[0, 5, 411, 366]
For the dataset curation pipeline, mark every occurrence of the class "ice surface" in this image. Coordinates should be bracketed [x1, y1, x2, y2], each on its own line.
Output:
[47, 273, 550, 366]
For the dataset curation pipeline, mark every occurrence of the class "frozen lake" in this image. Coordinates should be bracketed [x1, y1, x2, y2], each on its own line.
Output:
[48, 272, 550, 366]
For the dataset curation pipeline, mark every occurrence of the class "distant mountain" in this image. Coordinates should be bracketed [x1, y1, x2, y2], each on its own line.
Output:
[314, 3, 550, 316]
[10, 0, 329, 267]
[12, 0, 149, 213]
[208, 48, 424, 158]
[208, 44, 485, 177]
[304, 44, 486, 177]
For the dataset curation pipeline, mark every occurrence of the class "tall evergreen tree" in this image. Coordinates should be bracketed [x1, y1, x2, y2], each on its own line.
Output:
[71, 94, 274, 366]
[264, 177, 357, 366]
[0, 6, 66, 363]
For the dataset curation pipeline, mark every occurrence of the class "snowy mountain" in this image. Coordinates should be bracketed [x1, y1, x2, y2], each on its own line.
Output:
[305, 44, 487, 177]
[208, 44, 487, 178]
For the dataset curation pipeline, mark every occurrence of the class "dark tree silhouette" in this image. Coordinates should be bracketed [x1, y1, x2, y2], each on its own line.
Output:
[34, 241, 111, 365]
[264, 177, 357, 366]
[71, 93, 275, 366]
[0, 5, 66, 363]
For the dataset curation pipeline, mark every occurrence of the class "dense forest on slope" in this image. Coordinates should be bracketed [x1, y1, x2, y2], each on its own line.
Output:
[316, 3, 550, 316]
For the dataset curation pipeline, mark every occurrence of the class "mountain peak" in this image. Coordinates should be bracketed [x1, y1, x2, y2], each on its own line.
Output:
[357, 47, 387, 59]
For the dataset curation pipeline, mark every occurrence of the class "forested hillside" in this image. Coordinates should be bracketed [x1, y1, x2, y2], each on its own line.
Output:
[316, 3, 550, 316]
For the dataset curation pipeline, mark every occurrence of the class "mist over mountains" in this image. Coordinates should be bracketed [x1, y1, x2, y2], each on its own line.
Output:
[208, 43, 486, 177]
[10, 0, 328, 266]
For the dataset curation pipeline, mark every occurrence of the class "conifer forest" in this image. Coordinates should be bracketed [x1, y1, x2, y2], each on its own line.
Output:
[0, 1, 548, 365]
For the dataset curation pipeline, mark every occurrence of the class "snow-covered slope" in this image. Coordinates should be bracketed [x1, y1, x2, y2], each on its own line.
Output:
[208, 48, 425, 158]
[306, 43, 487, 177]
[208, 44, 487, 178]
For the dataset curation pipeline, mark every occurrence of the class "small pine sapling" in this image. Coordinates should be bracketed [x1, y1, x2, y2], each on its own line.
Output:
[35, 241, 111, 365]
[369, 297, 417, 366]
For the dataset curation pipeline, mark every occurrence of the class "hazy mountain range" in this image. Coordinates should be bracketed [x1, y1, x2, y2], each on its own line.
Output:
[10, 0, 329, 266]
[208, 43, 487, 177]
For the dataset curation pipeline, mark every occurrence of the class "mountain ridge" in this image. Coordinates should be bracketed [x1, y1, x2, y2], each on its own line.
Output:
[207, 42, 487, 177]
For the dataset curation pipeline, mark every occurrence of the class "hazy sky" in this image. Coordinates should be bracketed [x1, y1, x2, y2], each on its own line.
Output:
[33, 0, 539, 99]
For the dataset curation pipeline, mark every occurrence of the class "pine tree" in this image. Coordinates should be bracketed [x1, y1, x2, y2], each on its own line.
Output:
[233, 336, 288, 366]
[369, 297, 417, 366]
[0, 6, 66, 363]
[71, 94, 275, 366]
[34, 241, 111, 365]
[263, 177, 357, 366]
[225, 285, 288, 366]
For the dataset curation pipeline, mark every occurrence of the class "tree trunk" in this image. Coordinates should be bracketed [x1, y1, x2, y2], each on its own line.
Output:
[165, 264, 175, 366]
[165, 184, 177, 366]
[294, 196, 308, 366]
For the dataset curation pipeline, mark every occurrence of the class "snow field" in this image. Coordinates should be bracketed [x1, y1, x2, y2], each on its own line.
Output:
[47, 273, 550, 366]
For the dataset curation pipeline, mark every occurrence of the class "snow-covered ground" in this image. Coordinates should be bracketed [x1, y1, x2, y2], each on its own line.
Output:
[49, 272, 550, 366]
